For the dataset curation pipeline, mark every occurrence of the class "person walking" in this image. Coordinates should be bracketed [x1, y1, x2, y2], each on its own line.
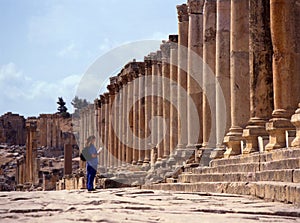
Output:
[85, 135, 98, 191]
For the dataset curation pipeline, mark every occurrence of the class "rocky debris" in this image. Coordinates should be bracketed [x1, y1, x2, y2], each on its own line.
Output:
[0, 144, 79, 191]
[0, 188, 299, 222]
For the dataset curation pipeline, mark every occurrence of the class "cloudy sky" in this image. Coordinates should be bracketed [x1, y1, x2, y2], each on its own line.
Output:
[0, 0, 182, 117]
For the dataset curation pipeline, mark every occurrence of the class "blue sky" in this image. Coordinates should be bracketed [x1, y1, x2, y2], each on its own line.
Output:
[0, 0, 182, 117]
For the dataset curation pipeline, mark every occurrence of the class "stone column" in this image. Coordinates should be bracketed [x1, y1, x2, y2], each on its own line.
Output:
[151, 52, 163, 165]
[242, 0, 273, 154]
[186, 0, 205, 158]
[144, 56, 152, 164]
[25, 119, 37, 183]
[126, 73, 134, 164]
[64, 144, 72, 175]
[138, 72, 146, 165]
[132, 72, 139, 165]
[168, 35, 179, 165]
[291, 104, 300, 147]
[202, 0, 216, 150]
[176, 4, 189, 156]
[223, 0, 250, 158]
[156, 52, 164, 164]
[121, 76, 128, 165]
[161, 42, 171, 162]
[114, 83, 120, 167]
[117, 80, 124, 167]
[211, 0, 231, 159]
[103, 93, 110, 169]
[107, 83, 116, 168]
[265, 0, 300, 150]
[99, 95, 105, 169]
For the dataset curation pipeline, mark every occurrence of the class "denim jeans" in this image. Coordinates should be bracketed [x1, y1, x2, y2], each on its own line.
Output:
[86, 164, 97, 191]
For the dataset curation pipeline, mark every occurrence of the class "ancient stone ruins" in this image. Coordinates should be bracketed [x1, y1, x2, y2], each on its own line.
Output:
[1, 0, 300, 206]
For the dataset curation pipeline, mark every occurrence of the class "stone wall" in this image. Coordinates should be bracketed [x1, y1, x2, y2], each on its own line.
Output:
[0, 112, 26, 145]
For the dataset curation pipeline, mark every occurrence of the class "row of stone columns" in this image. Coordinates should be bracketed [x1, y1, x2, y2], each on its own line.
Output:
[81, 0, 300, 172]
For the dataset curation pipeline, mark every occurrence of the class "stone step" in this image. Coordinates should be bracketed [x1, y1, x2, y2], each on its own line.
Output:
[142, 181, 300, 205]
[191, 163, 260, 174]
[190, 158, 300, 174]
[210, 148, 300, 168]
[179, 169, 300, 183]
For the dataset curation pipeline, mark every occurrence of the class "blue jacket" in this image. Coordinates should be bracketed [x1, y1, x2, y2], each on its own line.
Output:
[87, 144, 98, 168]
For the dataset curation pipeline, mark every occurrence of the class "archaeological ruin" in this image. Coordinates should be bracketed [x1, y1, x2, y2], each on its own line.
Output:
[1, 0, 300, 205]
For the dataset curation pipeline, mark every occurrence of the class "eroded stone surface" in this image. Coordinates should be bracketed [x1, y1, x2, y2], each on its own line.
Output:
[0, 188, 300, 223]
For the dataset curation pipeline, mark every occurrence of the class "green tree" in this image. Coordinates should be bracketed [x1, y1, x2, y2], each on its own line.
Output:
[71, 96, 89, 110]
[57, 97, 70, 118]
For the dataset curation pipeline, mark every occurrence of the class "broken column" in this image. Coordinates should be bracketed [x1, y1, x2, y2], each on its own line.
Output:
[242, 0, 273, 154]
[64, 144, 73, 175]
[265, 0, 300, 150]
[223, 0, 250, 157]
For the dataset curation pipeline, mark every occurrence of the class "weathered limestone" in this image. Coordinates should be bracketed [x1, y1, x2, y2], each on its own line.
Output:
[0, 112, 26, 145]
[107, 80, 117, 168]
[186, 0, 204, 159]
[144, 56, 152, 164]
[202, 0, 216, 151]
[265, 0, 300, 151]
[161, 41, 171, 162]
[64, 144, 73, 175]
[168, 35, 179, 165]
[176, 4, 189, 162]
[103, 93, 110, 169]
[132, 72, 139, 165]
[211, 0, 231, 159]
[242, 0, 273, 155]
[25, 118, 38, 184]
[291, 104, 300, 147]
[138, 72, 146, 165]
[126, 73, 134, 164]
[223, 0, 250, 157]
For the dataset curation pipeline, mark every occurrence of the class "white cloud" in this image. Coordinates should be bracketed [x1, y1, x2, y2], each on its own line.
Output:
[57, 42, 79, 59]
[0, 63, 82, 117]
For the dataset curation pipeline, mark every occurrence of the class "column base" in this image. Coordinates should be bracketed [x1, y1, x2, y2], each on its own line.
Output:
[210, 145, 226, 159]
[223, 126, 244, 158]
[291, 104, 300, 147]
[242, 118, 268, 155]
[265, 117, 294, 151]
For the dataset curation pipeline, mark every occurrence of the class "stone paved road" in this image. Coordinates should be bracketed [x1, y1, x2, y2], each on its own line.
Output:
[0, 188, 300, 223]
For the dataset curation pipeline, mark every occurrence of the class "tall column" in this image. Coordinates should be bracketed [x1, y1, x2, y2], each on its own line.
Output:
[117, 80, 124, 167]
[168, 35, 179, 165]
[265, 0, 300, 150]
[25, 119, 37, 183]
[138, 73, 146, 165]
[103, 93, 110, 169]
[144, 56, 152, 164]
[114, 83, 121, 167]
[132, 72, 139, 165]
[186, 0, 205, 158]
[242, 0, 273, 154]
[99, 95, 105, 169]
[107, 83, 116, 168]
[126, 73, 134, 164]
[223, 0, 250, 157]
[176, 4, 189, 156]
[161, 42, 171, 162]
[211, 0, 231, 159]
[202, 0, 217, 151]
[121, 76, 128, 165]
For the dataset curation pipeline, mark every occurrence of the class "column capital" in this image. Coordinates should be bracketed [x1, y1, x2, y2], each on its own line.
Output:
[160, 41, 171, 60]
[177, 4, 189, 22]
[94, 99, 101, 108]
[188, 0, 204, 14]
[103, 93, 110, 103]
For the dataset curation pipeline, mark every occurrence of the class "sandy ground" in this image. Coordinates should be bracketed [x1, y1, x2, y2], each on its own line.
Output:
[0, 188, 300, 223]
